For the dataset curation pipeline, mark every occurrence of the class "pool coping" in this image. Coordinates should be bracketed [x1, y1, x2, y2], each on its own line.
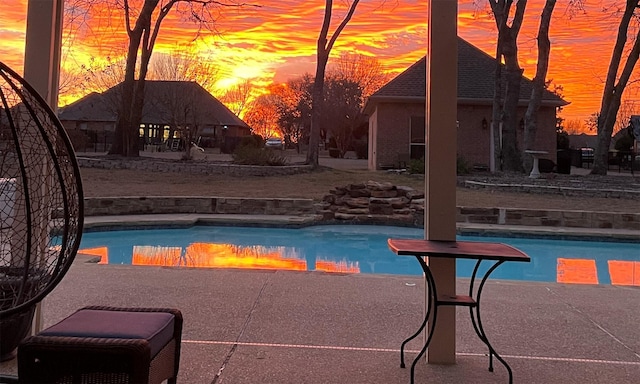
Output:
[83, 213, 640, 243]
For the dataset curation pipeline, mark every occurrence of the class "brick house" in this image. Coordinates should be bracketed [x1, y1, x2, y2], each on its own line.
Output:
[363, 37, 568, 170]
[58, 80, 250, 151]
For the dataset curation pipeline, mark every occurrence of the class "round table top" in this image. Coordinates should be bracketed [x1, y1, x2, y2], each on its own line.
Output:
[524, 150, 549, 155]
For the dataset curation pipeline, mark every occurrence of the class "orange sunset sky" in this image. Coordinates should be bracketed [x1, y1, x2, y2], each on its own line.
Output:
[0, 0, 637, 127]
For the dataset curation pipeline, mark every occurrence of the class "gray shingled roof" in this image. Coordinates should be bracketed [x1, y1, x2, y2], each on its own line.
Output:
[58, 91, 116, 122]
[366, 37, 567, 107]
[59, 81, 248, 128]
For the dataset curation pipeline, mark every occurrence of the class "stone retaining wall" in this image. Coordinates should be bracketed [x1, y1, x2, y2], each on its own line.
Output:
[78, 156, 314, 176]
[85, 197, 317, 216]
[462, 180, 640, 199]
[316, 181, 425, 226]
[457, 207, 640, 231]
[84, 190, 640, 232]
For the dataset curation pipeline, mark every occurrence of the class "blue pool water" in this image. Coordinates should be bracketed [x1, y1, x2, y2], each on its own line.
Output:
[78, 225, 640, 285]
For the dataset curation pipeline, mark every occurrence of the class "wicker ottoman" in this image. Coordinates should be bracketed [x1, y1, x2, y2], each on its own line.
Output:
[17, 306, 182, 384]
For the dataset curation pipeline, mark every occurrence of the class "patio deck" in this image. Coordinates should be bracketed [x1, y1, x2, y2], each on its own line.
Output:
[2, 226, 639, 383]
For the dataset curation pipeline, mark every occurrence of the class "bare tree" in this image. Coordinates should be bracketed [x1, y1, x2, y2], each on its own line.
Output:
[306, 0, 361, 167]
[565, 119, 585, 135]
[149, 51, 220, 92]
[615, 98, 638, 134]
[322, 76, 363, 157]
[243, 93, 281, 139]
[330, 52, 391, 99]
[147, 51, 220, 159]
[58, 1, 97, 101]
[220, 79, 254, 117]
[61, 56, 129, 116]
[276, 76, 313, 153]
[74, 0, 253, 157]
[592, 0, 640, 174]
[153, 83, 205, 160]
[489, 0, 527, 172]
[522, 0, 555, 171]
[585, 112, 599, 132]
[84, 57, 128, 94]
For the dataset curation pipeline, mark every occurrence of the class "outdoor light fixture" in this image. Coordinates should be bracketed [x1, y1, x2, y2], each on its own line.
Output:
[481, 118, 488, 130]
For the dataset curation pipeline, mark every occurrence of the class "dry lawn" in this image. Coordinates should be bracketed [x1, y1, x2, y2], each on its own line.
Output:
[80, 166, 638, 214]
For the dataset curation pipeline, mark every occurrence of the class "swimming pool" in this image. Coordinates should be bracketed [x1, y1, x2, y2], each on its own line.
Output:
[78, 225, 640, 286]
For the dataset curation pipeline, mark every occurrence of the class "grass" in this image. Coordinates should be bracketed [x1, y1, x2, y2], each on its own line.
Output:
[79, 166, 637, 214]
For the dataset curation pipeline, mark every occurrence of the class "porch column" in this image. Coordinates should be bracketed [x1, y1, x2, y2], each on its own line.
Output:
[425, 0, 458, 364]
[23, 0, 65, 334]
[24, 0, 64, 110]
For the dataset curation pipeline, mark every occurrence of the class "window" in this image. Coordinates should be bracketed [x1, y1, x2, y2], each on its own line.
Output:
[410, 116, 425, 160]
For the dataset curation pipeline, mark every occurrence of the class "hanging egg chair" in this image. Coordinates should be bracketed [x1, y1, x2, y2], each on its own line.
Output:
[0, 61, 84, 361]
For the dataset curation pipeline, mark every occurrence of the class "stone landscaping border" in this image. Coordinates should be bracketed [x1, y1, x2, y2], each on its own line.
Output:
[84, 196, 640, 232]
[78, 156, 314, 176]
[462, 180, 640, 199]
[78, 158, 639, 232]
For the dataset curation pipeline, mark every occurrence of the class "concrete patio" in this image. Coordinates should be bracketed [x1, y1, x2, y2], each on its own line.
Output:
[2, 226, 640, 383]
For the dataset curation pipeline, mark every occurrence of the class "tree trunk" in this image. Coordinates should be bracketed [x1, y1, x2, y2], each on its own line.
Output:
[108, 0, 161, 157]
[110, 26, 143, 156]
[307, 51, 328, 167]
[489, 0, 527, 173]
[523, 0, 555, 172]
[501, 62, 523, 172]
[491, 40, 503, 171]
[306, 0, 360, 167]
[592, 0, 640, 175]
[500, 20, 525, 172]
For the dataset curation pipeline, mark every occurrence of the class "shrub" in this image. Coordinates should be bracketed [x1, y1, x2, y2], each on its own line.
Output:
[615, 128, 634, 152]
[408, 157, 425, 174]
[328, 148, 340, 158]
[457, 156, 471, 175]
[239, 134, 263, 149]
[232, 146, 288, 166]
[354, 139, 368, 159]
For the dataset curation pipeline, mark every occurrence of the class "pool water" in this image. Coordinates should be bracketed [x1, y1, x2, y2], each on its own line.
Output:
[78, 225, 640, 286]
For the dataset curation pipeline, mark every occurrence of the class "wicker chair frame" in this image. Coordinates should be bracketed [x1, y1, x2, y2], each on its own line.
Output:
[0, 61, 84, 362]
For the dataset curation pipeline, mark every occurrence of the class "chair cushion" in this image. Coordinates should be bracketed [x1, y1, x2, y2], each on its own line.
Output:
[39, 309, 175, 357]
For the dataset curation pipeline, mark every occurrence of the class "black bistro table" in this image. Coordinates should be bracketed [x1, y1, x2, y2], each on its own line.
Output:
[387, 239, 530, 384]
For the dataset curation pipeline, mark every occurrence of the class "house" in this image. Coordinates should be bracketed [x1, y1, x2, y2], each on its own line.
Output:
[58, 80, 251, 151]
[363, 37, 568, 170]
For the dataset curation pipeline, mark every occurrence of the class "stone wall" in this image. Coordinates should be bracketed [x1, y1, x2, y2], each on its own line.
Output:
[82, 182, 640, 232]
[462, 179, 640, 199]
[456, 207, 640, 231]
[317, 181, 424, 226]
[77, 156, 314, 177]
[85, 197, 317, 216]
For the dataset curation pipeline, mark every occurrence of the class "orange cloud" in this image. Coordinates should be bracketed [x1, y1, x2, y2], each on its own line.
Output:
[0, 0, 27, 69]
[2, 0, 637, 125]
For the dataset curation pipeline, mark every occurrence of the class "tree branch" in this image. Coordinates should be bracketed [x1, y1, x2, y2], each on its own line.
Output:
[600, 0, 637, 116]
[124, 0, 132, 35]
[318, 0, 334, 55]
[511, 0, 527, 37]
[326, 0, 361, 53]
